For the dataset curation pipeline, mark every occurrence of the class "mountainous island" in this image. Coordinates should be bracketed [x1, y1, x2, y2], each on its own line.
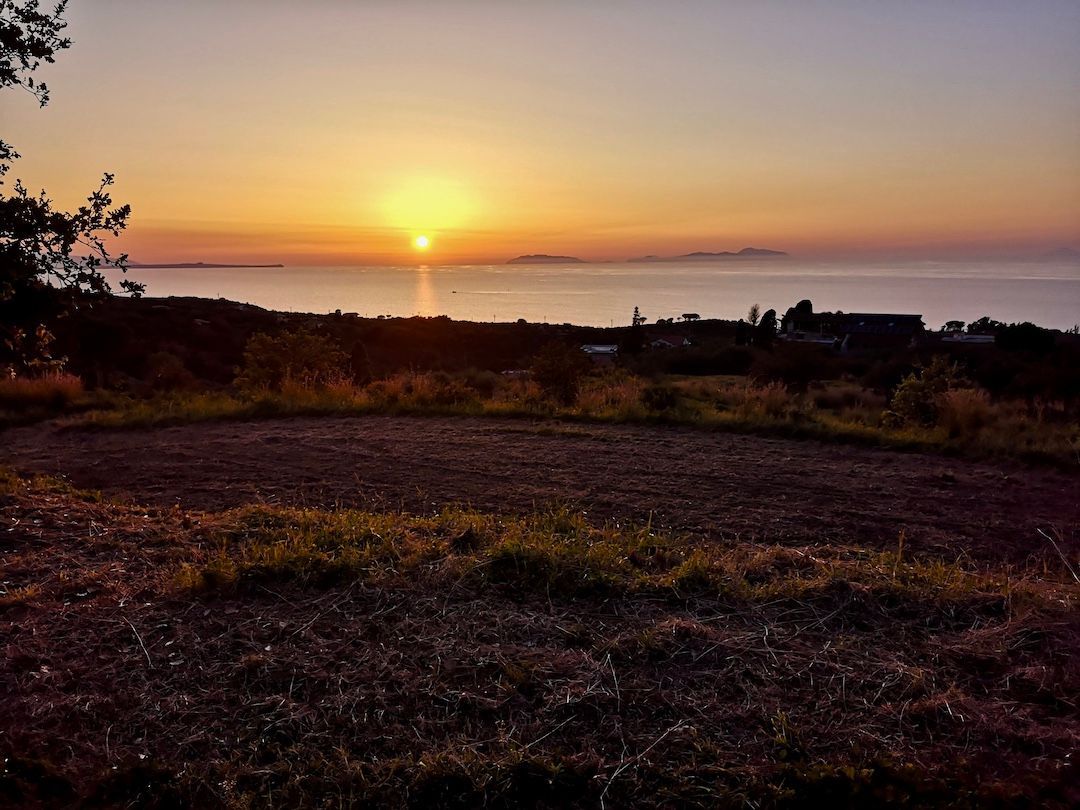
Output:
[129, 262, 286, 269]
[629, 247, 788, 262]
[506, 254, 587, 265]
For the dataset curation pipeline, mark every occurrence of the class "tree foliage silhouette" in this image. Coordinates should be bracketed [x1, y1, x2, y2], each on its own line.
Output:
[1, 0, 141, 374]
[531, 342, 590, 405]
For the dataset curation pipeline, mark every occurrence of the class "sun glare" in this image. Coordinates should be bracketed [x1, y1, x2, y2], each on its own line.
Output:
[414, 234, 431, 250]
[383, 177, 475, 232]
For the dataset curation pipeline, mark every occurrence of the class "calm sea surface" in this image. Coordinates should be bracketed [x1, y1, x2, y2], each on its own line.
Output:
[104, 259, 1080, 330]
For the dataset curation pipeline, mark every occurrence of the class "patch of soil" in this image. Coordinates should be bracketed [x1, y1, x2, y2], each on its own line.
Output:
[3, 415, 1078, 562]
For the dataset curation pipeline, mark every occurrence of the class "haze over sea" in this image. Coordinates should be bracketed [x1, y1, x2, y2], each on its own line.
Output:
[106, 259, 1080, 330]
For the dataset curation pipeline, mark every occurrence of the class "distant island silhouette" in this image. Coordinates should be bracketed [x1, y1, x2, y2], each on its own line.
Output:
[129, 262, 285, 269]
[507, 254, 587, 265]
[629, 247, 788, 262]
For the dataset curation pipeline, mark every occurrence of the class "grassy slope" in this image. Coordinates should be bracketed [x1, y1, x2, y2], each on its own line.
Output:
[2, 470, 1078, 807]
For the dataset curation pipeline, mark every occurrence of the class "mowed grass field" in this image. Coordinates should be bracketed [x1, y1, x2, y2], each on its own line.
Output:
[1, 466, 1078, 808]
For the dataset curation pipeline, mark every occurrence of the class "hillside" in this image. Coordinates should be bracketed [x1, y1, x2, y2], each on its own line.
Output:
[629, 247, 789, 262]
[507, 254, 587, 264]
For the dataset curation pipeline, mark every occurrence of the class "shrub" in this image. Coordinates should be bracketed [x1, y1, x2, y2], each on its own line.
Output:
[145, 352, 197, 392]
[235, 329, 348, 392]
[750, 344, 838, 390]
[460, 368, 501, 399]
[884, 356, 959, 427]
[530, 342, 591, 405]
[641, 383, 679, 412]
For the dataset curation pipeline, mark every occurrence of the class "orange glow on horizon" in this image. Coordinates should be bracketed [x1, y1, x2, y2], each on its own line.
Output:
[6, 2, 1075, 265]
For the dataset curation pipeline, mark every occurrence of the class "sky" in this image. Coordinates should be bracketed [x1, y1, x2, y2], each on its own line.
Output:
[2, 0, 1079, 265]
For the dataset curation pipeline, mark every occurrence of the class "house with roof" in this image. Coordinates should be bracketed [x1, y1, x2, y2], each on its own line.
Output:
[834, 313, 925, 351]
[649, 334, 691, 349]
[780, 300, 924, 352]
[581, 344, 619, 365]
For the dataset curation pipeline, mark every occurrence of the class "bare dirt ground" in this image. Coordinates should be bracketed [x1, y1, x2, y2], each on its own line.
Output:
[3, 415, 1077, 562]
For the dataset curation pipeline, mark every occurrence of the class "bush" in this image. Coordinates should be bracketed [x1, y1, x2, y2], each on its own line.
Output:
[530, 343, 591, 405]
[883, 356, 959, 427]
[235, 329, 348, 392]
[145, 352, 197, 392]
[641, 383, 679, 412]
[751, 345, 838, 390]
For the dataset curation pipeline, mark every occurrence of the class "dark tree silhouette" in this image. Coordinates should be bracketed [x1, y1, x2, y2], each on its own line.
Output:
[996, 322, 1055, 354]
[0, 0, 70, 177]
[530, 342, 590, 405]
[623, 305, 647, 355]
[967, 316, 1004, 335]
[734, 319, 750, 346]
[1, 0, 141, 374]
[236, 329, 348, 392]
[0, 1, 70, 102]
[755, 308, 778, 346]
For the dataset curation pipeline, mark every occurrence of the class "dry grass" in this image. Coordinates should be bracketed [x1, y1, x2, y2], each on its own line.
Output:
[0, 372, 92, 428]
[43, 370, 1080, 467]
[0, 372, 84, 409]
[2, 470, 1078, 807]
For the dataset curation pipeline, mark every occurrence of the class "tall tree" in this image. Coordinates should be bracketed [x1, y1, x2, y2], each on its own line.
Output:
[1, 0, 141, 374]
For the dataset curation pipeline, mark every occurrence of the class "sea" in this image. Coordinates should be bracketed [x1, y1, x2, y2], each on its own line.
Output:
[103, 259, 1080, 331]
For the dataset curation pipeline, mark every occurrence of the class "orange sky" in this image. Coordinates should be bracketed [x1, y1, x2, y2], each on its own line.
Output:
[3, 1, 1079, 264]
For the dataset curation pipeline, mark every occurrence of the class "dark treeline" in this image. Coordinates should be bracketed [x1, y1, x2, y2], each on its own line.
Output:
[53, 296, 1080, 409]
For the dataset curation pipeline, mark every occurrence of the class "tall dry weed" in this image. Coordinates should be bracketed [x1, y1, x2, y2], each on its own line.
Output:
[729, 381, 798, 419]
[936, 388, 995, 437]
[0, 372, 84, 410]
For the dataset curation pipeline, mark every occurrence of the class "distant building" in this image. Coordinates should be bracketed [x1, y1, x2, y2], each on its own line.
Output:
[940, 332, 995, 345]
[780, 301, 924, 351]
[581, 344, 619, 365]
[835, 314, 925, 351]
[649, 334, 691, 349]
[781, 331, 837, 347]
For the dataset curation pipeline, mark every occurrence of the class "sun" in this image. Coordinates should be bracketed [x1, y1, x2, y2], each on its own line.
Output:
[414, 234, 431, 250]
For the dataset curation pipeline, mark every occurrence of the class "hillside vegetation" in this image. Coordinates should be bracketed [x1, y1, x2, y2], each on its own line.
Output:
[2, 298, 1077, 466]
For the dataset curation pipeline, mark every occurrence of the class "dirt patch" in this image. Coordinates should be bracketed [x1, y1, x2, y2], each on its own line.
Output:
[3, 415, 1078, 562]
